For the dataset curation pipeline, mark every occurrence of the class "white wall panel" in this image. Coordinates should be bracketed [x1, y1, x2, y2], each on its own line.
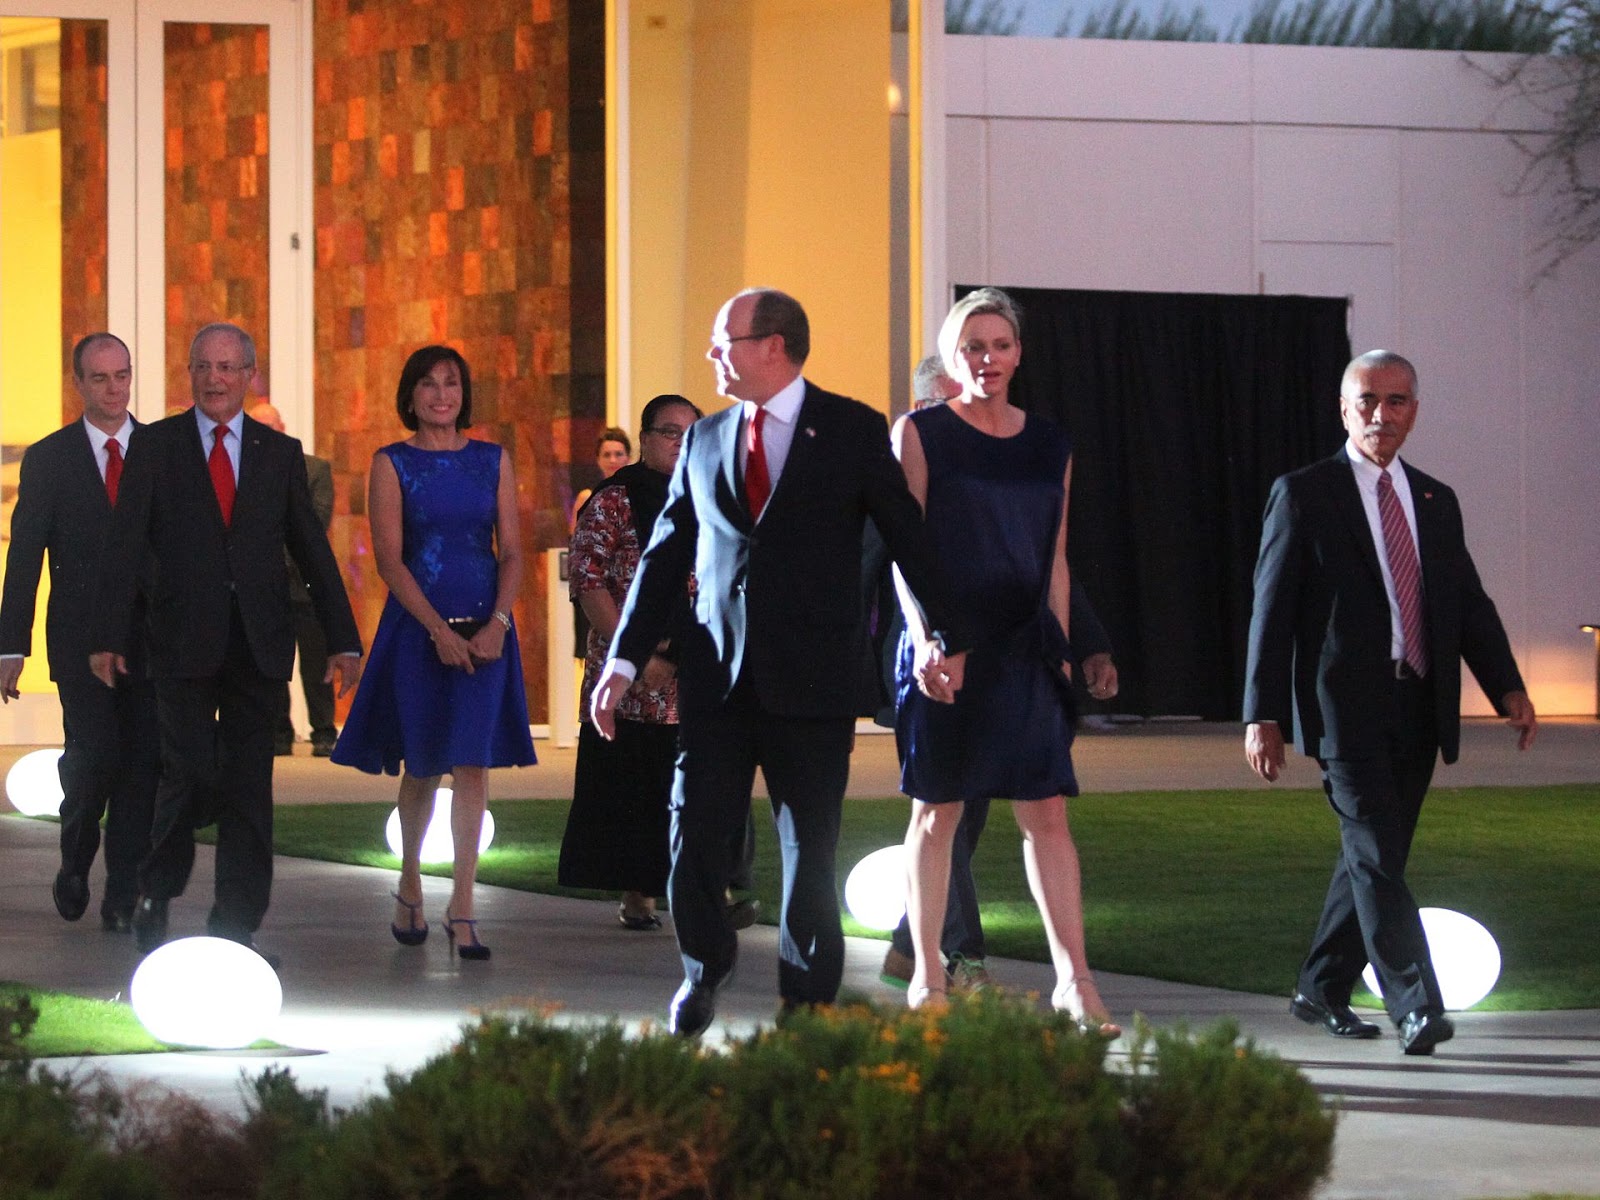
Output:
[1256, 128, 1398, 243]
[981, 119, 1254, 293]
[945, 118, 989, 291]
[1257, 242, 1394, 354]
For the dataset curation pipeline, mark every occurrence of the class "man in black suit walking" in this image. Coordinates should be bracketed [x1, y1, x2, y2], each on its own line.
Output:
[1243, 350, 1536, 1055]
[91, 322, 363, 957]
[0, 333, 158, 931]
[591, 288, 963, 1035]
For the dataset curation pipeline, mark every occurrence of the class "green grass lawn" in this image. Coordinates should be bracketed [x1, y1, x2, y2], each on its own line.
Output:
[2, 982, 169, 1056]
[267, 784, 1600, 1011]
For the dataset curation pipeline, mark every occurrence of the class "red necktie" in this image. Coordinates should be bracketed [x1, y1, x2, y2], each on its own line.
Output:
[1377, 469, 1428, 676]
[104, 438, 123, 507]
[209, 426, 236, 527]
[744, 405, 770, 518]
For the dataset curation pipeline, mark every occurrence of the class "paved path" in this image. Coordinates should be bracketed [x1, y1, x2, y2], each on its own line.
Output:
[2, 720, 1597, 1200]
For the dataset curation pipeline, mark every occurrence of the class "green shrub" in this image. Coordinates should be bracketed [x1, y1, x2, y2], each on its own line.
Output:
[284, 1012, 721, 1200]
[0, 1064, 168, 1199]
[714, 992, 1125, 1200]
[1120, 1018, 1335, 1200]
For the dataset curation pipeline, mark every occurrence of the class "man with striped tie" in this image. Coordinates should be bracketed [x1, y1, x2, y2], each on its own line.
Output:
[1243, 350, 1536, 1056]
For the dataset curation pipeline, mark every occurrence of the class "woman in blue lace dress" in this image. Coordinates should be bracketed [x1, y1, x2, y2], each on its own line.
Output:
[332, 346, 536, 960]
[893, 289, 1115, 1033]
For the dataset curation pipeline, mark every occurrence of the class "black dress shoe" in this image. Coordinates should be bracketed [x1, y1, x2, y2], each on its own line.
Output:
[101, 908, 134, 933]
[1399, 1008, 1455, 1056]
[52, 871, 90, 922]
[725, 897, 760, 931]
[669, 979, 722, 1038]
[310, 738, 336, 758]
[132, 897, 169, 954]
[1290, 992, 1382, 1039]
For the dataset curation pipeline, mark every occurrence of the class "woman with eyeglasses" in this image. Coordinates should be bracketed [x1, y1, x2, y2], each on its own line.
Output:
[558, 394, 703, 930]
[331, 345, 536, 961]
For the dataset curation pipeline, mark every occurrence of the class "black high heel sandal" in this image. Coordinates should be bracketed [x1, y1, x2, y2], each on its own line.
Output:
[444, 912, 491, 961]
[391, 891, 428, 946]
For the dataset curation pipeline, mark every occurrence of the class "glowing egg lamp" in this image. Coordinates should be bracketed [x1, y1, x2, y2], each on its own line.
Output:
[1362, 907, 1502, 1010]
[384, 787, 495, 864]
[130, 936, 283, 1049]
[5, 748, 64, 817]
[845, 845, 907, 931]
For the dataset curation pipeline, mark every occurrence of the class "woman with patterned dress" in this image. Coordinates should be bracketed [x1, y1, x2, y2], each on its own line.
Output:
[332, 346, 536, 961]
[558, 394, 701, 930]
[893, 289, 1116, 1033]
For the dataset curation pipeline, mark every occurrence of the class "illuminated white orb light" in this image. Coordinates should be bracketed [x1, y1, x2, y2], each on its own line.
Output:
[5, 748, 65, 817]
[384, 787, 495, 863]
[1362, 907, 1502, 1010]
[130, 936, 283, 1049]
[845, 845, 907, 931]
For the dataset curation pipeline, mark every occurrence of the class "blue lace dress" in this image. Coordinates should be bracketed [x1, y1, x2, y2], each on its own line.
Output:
[332, 439, 536, 777]
[894, 405, 1078, 803]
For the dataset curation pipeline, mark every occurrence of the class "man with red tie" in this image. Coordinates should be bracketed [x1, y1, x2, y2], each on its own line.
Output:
[91, 322, 363, 959]
[1243, 350, 1537, 1055]
[0, 333, 158, 931]
[591, 288, 964, 1036]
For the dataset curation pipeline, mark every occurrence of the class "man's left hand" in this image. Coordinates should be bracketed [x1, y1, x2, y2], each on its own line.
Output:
[1503, 690, 1537, 751]
[326, 653, 363, 698]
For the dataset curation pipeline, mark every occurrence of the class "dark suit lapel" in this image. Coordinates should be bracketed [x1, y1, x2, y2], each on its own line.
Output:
[1328, 450, 1385, 588]
[65, 421, 112, 516]
[1404, 460, 1445, 587]
[720, 405, 754, 530]
[181, 410, 231, 531]
[761, 383, 819, 518]
[237, 415, 268, 505]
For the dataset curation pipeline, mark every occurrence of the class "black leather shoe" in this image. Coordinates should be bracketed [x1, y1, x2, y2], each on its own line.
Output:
[310, 737, 336, 758]
[1290, 992, 1382, 1039]
[101, 908, 134, 933]
[669, 979, 721, 1038]
[132, 897, 169, 954]
[52, 871, 90, 922]
[1399, 1008, 1455, 1056]
[725, 897, 760, 931]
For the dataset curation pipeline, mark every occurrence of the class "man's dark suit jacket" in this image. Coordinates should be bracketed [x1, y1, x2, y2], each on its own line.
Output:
[614, 382, 947, 717]
[1242, 450, 1524, 764]
[93, 410, 360, 677]
[0, 421, 142, 685]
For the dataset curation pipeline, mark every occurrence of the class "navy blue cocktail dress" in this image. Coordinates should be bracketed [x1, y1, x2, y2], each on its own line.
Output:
[895, 404, 1078, 803]
[332, 439, 536, 778]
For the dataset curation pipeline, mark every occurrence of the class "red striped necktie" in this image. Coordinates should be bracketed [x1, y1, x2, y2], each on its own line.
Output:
[1377, 468, 1428, 676]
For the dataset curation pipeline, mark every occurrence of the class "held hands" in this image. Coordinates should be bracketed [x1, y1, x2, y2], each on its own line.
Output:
[1503, 690, 1537, 751]
[914, 640, 965, 704]
[466, 622, 507, 665]
[88, 652, 128, 689]
[639, 654, 677, 691]
[431, 625, 477, 674]
[326, 653, 364, 698]
[1244, 721, 1285, 782]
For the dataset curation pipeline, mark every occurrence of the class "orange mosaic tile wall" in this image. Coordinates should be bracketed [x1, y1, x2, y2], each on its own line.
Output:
[59, 18, 109, 420]
[163, 22, 271, 412]
[314, 0, 604, 722]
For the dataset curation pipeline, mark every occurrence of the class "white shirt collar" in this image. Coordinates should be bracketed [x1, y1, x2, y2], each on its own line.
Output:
[82, 415, 134, 453]
[194, 406, 245, 444]
[1343, 438, 1409, 490]
[747, 374, 806, 425]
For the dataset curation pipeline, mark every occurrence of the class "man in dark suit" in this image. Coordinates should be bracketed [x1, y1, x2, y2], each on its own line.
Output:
[91, 322, 363, 957]
[591, 288, 963, 1036]
[0, 333, 158, 931]
[248, 401, 338, 757]
[1243, 349, 1536, 1056]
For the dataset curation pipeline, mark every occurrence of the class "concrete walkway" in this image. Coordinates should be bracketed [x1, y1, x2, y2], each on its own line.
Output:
[2, 719, 1597, 1200]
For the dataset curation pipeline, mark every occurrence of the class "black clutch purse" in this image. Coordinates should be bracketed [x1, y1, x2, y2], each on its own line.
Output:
[446, 618, 486, 638]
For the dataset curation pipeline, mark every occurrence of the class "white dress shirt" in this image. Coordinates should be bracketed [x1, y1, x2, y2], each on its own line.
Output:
[1344, 439, 1423, 663]
[194, 408, 244, 480]
[84, 415, 134, 482]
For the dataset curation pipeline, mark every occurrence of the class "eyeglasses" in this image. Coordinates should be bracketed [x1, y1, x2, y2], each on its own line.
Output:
[708, 331, 770, 354]
[644, 426, 686, 441]
[189, 361, 250, 378]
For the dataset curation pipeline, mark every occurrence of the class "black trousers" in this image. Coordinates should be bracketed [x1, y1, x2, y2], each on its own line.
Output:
[140, 604, 280, 937]
[275, 594, 335, 743]
[1300, 673, 1443, 1023]
[55, 672, 160, 916]
[890, 796, 990, 963]
[670, 678, 854, 1004]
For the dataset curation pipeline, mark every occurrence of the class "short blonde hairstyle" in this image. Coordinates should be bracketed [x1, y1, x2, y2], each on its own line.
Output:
[937, 287, 1022, 381]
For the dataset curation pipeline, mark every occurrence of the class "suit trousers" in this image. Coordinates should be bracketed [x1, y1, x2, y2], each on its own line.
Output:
[275, 592, 335, 743]
[670, 677, 855, 1003]
[141, 602, 280, 937]
[55, 672, 160, 915]
[890, 796, 990, 963]
[1300, 673, 1443, 1022]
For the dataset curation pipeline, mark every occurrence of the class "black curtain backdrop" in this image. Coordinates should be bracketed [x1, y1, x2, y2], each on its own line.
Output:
[955, 286, 1349, 720]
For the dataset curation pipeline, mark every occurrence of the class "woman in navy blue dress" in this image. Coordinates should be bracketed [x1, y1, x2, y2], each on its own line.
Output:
[332, 346, 535, 960]
[894, 289, 1114, 1033]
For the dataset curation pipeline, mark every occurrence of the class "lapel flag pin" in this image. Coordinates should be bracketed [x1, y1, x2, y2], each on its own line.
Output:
[805, 427, 816, 437]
